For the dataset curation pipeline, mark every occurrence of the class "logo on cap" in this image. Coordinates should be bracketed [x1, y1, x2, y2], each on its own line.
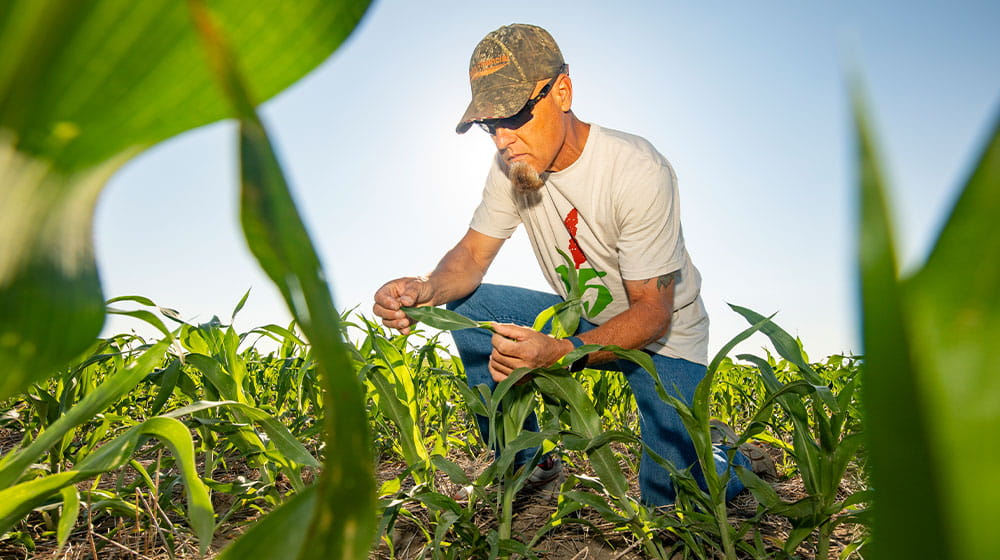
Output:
[471, 55, 511, 80]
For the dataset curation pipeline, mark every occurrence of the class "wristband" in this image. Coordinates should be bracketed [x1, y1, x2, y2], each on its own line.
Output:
[565, 336, 589, 372]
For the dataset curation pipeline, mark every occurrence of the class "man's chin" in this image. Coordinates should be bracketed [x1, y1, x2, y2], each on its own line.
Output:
[509, 161, 544, 193]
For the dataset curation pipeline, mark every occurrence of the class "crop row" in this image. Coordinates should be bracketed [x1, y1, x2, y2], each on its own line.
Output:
[0, 296, 868, 559]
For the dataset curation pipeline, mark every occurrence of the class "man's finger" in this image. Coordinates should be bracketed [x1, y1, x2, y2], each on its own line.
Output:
[373, 288, 402, 311]
[488, 355, 510, 382]
[372, 303, 405, 321]
[491, 322, 526, 339]
[399, 283, 421, 307]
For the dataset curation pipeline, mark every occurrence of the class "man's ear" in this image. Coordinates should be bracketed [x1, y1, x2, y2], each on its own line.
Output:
[554, 74, 573, 112]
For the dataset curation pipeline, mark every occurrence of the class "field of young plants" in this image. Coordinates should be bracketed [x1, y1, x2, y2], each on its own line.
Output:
[0, 294, 870, 559]
[2, 1, 997, 559]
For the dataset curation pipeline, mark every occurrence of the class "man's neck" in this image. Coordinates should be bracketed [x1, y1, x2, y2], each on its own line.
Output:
[549, 114, 590, 172]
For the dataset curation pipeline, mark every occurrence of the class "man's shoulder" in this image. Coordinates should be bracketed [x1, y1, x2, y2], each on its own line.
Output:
[590, 124, 670, 169]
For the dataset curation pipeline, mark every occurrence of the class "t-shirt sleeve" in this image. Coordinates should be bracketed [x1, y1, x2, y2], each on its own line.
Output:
[469, 157, 521, 239]
[615, 163, 685, 280]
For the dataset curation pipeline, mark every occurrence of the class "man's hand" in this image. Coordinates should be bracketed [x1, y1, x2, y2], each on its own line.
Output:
[488, 323, 574, 383]
[373, 277, 432, 335]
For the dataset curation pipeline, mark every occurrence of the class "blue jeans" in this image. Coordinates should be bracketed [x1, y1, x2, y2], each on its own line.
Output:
[447, 283, 748, 506]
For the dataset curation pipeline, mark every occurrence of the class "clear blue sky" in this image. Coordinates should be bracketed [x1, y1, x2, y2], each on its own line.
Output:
[95, 0, 1000, 360]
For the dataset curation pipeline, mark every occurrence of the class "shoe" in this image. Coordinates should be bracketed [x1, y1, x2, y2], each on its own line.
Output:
[709, 419, 779, 481]
[523, 454, 564, 492]
[451, 454, 564, 501]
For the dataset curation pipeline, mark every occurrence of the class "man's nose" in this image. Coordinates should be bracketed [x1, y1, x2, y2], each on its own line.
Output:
[492, 127, 517, 149]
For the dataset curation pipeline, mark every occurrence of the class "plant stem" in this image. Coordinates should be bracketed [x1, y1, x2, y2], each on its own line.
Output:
[714, 501, 737, 560]
[816, 523, 832, 560]
[499, 484, 514, 543]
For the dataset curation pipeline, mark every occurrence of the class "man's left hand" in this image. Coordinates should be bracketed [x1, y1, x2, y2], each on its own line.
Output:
[488, 323, 572, 383]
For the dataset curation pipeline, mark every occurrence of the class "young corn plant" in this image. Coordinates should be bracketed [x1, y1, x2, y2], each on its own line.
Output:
[646, 307, 780, 560]
[720, 307, 868, 559]
[359, 322, 435, 488]
[403, 304, 681, 559]
[0, 338, 221, 554]
[0, 293, 333, 555]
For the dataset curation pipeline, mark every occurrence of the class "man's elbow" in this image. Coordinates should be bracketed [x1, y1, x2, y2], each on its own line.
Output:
[640, 305, 672, 346]
[650, 316, 671, 344]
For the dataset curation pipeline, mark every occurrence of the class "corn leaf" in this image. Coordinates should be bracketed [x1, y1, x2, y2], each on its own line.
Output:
[402, 306, 482, 331]
[165, 400, 321, 467]
[0, 416, 213, 553]
[903, 109, 1000, 560]
[854, 89, 951, 559]
[186, 353, 242, 403]
[56, 485, 80, 551]
[533, 371, 629, 499]
[188, 2, 375, 557]
[0, 472, 78, 532]
[0, 339, 169, 488]
[0, 0, 369, 400]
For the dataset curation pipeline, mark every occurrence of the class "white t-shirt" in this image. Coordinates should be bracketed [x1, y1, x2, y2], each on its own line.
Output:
[470, 124, 710, 365]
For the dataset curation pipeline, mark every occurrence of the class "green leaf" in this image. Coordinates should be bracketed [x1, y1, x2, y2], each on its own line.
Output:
[250, 323, 307, 347]
[0, 339, 169, 488]
[366, 366, 430, 472]
[555, 249, 581, 297]
[215, 486, 319, 559]
[186, 353, 242, 402]
[130, 417, 215, 555]
[165, 400, 320, 468]
[149, 357, 181, 416]
[0, 416, 214, 552]
[0, 0, 371, 402]
[431, 455, 471, 487]
[188, 2, 376, 556]
[531, 302, 559, 331]
[853, 87, 952, 560]
[0, 472, 78, 533]
[553, 300, 582, 337]
[106, 295, 156, 307]
[56, 485, 80, 551]
[902, 108, 1000, 560]
[533, 371, 630, 500]
[401, 306, 481, 331]
[231, 287, 251, 323]
[106, 308, 173, 339]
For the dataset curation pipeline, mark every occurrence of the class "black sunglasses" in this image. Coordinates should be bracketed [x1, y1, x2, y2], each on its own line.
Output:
[476, 65, 566, 135]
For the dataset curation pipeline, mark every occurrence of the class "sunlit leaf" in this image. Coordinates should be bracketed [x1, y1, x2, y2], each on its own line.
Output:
[188, 2, 375, 556]
[853, 87, 951, 559]
[402, 305, 482, 331]
[56, 486, 80, 551]
[901, 103, 1000, 559]
[0, 0, 370, 400]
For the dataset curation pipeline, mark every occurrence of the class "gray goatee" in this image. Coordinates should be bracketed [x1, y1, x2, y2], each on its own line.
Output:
[509, 161, 544, 194]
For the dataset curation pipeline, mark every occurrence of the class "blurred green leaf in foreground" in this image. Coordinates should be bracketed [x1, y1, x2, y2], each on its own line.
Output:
[0, 0, 369, 401]
[856, 85, 1000, 559]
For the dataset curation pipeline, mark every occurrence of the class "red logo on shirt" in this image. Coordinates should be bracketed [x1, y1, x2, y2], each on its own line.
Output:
[563, 208, 587, 269]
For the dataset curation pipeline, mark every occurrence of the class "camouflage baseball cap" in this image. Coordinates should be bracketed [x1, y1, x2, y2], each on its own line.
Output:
[456, 24, 565, 134]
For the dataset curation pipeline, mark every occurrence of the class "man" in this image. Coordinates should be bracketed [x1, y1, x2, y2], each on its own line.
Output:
[373, 23, 759, 506]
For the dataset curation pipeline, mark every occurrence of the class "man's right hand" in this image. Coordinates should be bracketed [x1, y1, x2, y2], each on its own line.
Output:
[373, 276, 433, 335]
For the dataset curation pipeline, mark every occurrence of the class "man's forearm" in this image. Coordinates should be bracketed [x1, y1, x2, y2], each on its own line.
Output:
[572, 302, 671, 365]
[416, 229, 504, 307]
[424, 244, 488, 306]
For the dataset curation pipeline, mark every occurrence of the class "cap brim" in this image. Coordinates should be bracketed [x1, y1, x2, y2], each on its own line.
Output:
[455, 81, 536, 134]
